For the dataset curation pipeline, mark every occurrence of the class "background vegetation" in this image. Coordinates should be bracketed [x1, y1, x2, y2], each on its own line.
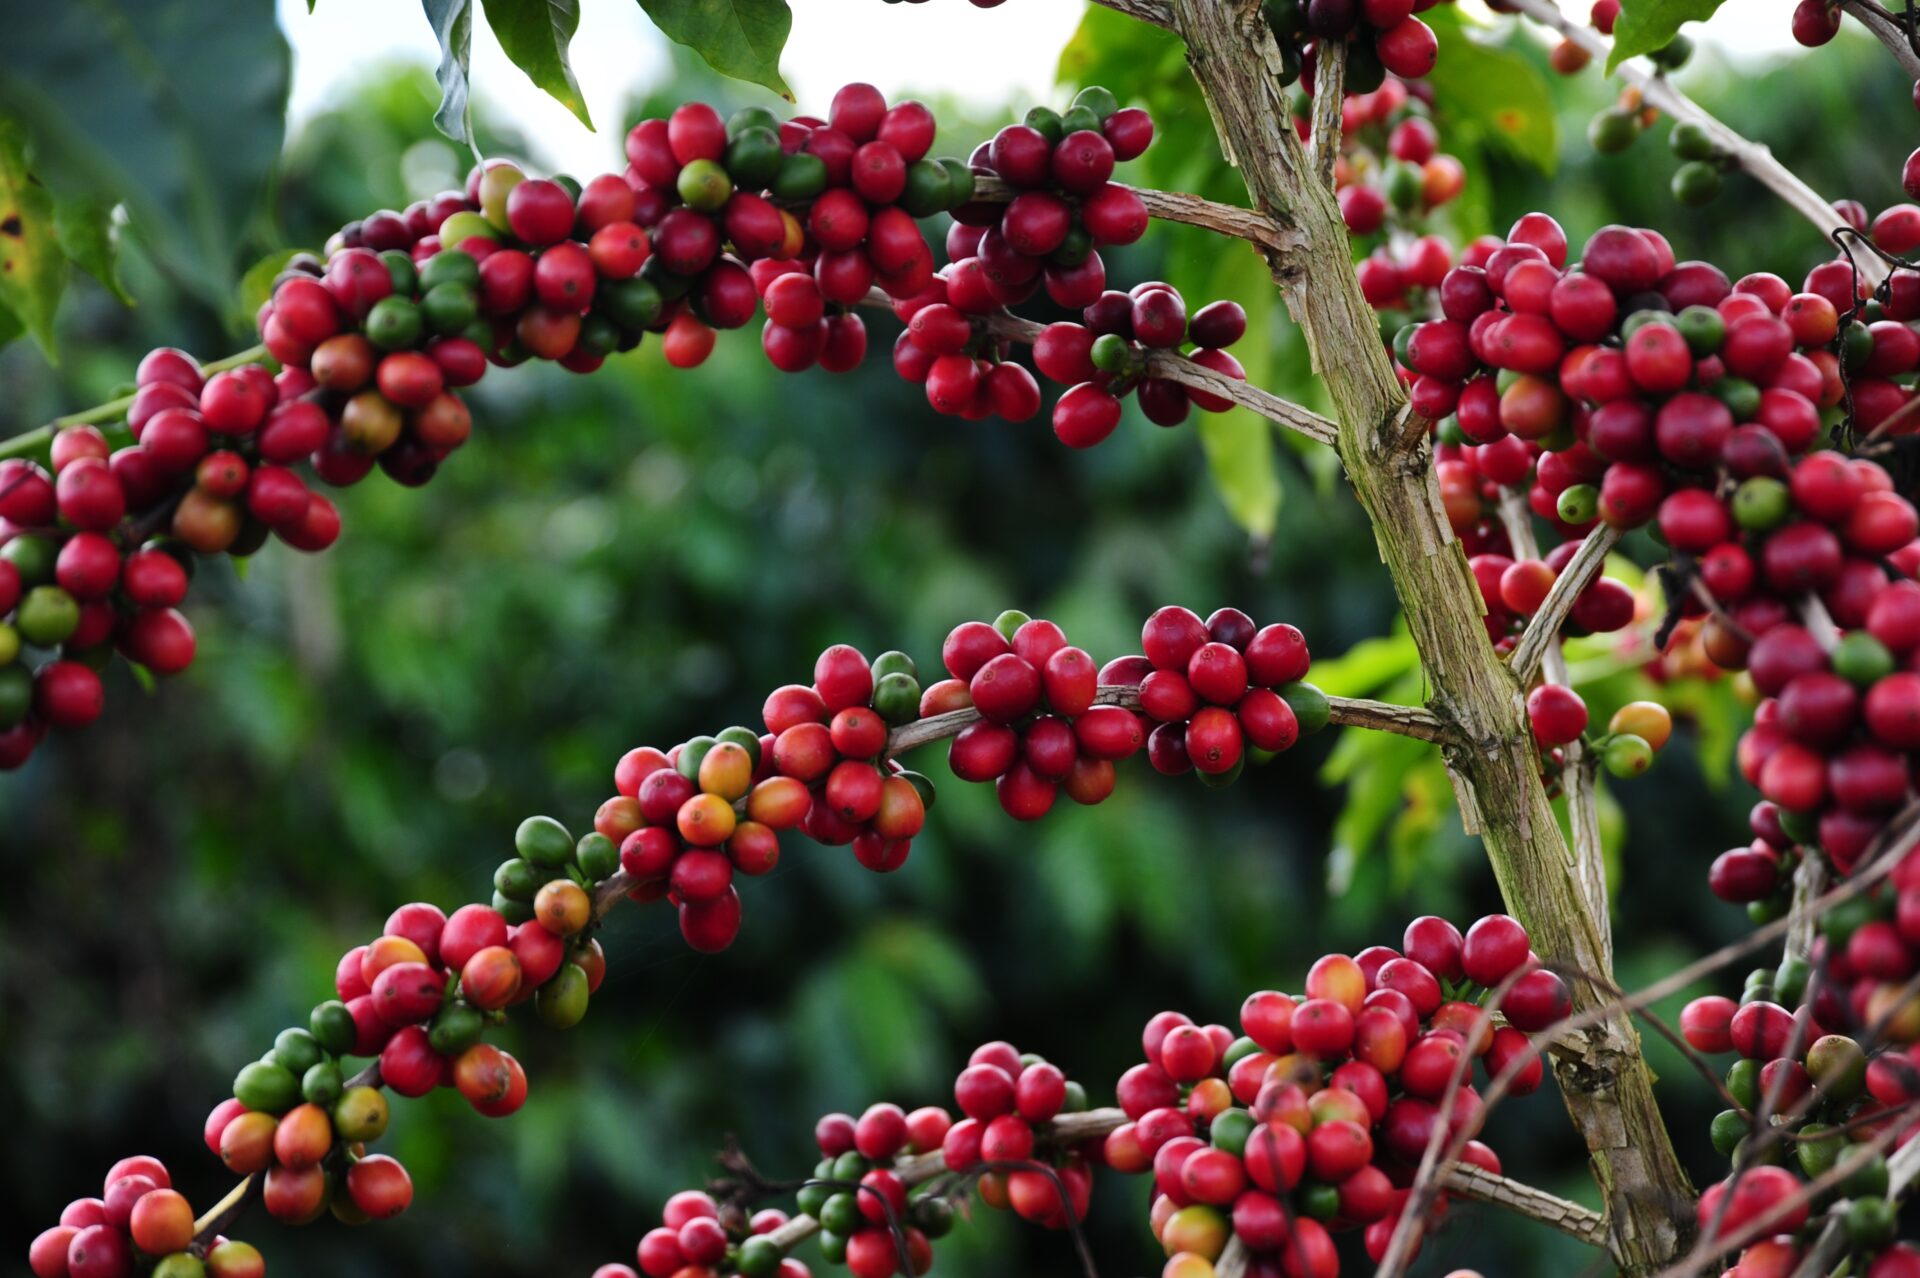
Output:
[0, 4, 1910, 1273]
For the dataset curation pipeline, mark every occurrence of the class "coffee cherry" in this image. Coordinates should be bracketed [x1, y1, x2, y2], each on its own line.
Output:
[1526, 684, 1588, 746]
[1462, 915, 1530, 986]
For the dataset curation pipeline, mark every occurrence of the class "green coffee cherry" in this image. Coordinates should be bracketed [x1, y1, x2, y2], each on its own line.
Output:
[1834, 632, 1895, 686]
[273, 1028, 325, 1076]
[1210, 1108, 1255, 1156]
[677, 735, 718, 782]
[1669, 120, 1718, 161]
[771, 152, 828, 202]
[716, 725, 763, 769]
[535, 963, 590, 1029]
[873, 672, 922, 725]
[820, 1192, 860, 1235]
[1589, 108, 1642, 154]
[1023, 106, 1064, 144]
[1602, 733, 1654, 779]
[16, 584, 80, 646]
[333, 1086, 390, 1142]
[1675, 305, 1725, 355]
[724, 128, 785, 189]
[302, 1059, 343, 1107]
[0, 665, 31, 728]
[677, 159, 733, 212]
[234, 1060, 300, 1114]
[1071, 85, 1120, 120]
[576, 832, 620, 881]
[310, 1000, 356, 1054]
[1557, 484, 1600, 524]
[1280, 682, 1331, 734]
[429, 1003, 485, 1056]
[365, 296, 422, 351]
[1671, 161, 1723, 207]
[419, 248, 479, 290]
[516, 815, 575, 867]
[1732, 477, 1791, 531]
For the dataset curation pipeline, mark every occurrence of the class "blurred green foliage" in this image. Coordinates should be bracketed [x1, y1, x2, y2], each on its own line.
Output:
[0, 8, 1912, 1275]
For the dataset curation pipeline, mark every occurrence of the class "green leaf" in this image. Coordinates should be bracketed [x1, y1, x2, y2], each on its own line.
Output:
[422, 0, 475, 146]
[0, 0, 289, 311]
[52, 193, 132, 306]
[1196, 412, 1280, 540]
[635, 0, 793, 100]
[1185, 238, 1286, 539]
[237, 248, 310, 329]
[1424, 7, 1557, 175]
[1609, 0, 1721, 71]
[1307, 629, 1421, 699]
[0, 122, 66, 359]
[481, 0, 592, 129]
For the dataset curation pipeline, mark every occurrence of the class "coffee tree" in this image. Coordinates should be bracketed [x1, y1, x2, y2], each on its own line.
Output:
[12, 0, 1920, 1274]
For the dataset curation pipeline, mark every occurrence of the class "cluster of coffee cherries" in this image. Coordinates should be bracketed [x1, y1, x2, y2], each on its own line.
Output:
[621, 86, 979, 375]
[1711, 832, 1920, 1051]
[942, 1043, 1096, 1230]
[570, 607, 1326, 952]
[1020, 288, 1248, 446]
[880, 86, 1163, 430]
[1, 82, 1194, 766]
[1107, 913, 1551, 1277]
[1386, 210, 1920, 892]
[799, 1102, 960, 1278]
[1526, 687, 1673, 786]
[1261, 0, 1443, 94]
[28, 1155, 267, 1278]
[606, 1060, 1093, 1278]
[951, 86, 1154, 305]
[28, 820, 624, 1278]
[1679, 905, 1920, 1271]
[933, 606, 1323, 820]
[0, 345, 340, 769]
[598, 644, 938, 954]
[1329, 78, 1467, 245]
[617, 1190, 813, 1278]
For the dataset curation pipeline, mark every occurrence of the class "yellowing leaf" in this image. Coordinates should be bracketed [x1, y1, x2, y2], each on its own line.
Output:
[0, 122, 65, 358]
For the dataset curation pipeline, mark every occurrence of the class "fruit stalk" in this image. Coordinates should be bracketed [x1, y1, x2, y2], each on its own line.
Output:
[967, 173, 1303, 257]
[860, 287, 1342, 445]
[1497, 493, 1613, 960]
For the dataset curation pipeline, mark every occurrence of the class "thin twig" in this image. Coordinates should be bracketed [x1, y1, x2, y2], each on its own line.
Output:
[190, 1173, 259, 1249]
[1443, 1161, 1609, 1247]
[969, 174, 1302, 257]
[1839, 0, 1920, 78]
[857, 289, 1341, 446]
[1497, 494, 1614, 960]
[758, 1110, 1123, 1255]
[1507, 0, 1888, 289]
[1508, 524, 1622, 685]
[885, 683, 1458, 755]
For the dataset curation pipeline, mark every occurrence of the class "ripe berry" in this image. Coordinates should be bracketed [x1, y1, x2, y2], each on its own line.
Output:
[1526, 684, 1588, 746]
[1461, 915, 1530, 986]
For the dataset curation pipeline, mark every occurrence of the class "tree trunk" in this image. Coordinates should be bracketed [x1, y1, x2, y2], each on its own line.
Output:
[1168, 1, 1696, 1268]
